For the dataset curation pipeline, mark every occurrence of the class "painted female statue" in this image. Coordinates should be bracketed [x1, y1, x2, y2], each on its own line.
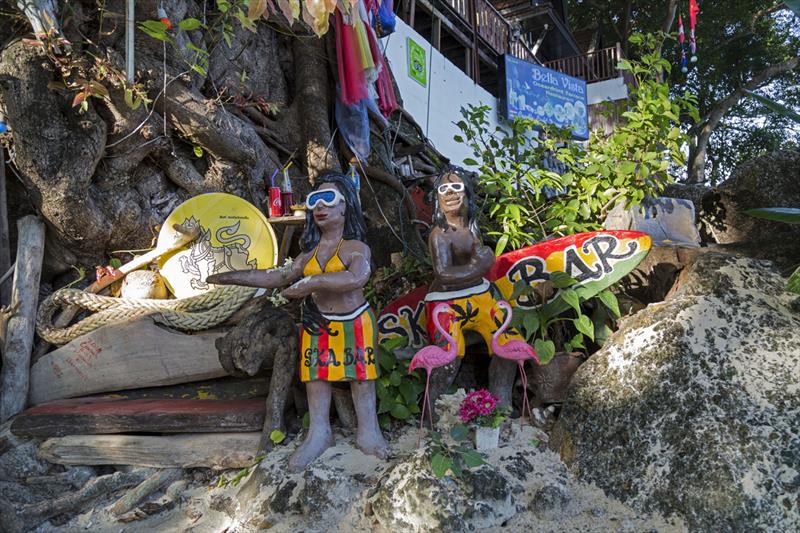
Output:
[208, 172, 388, 470]
[424, 166, 524, 407]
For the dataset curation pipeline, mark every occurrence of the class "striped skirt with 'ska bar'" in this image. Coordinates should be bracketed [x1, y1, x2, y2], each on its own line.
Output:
[299, 302, 379, 382]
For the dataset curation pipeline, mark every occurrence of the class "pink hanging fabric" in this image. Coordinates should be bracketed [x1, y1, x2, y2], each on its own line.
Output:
[365, 22, 398, 117]
[336, 9, 368, 105]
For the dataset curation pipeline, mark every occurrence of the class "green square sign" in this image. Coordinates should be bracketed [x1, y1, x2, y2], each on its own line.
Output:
[407, 38, 427, 87]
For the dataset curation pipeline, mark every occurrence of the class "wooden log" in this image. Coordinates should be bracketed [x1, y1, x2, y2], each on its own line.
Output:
[28, 318, 226, 405]
[39, 433, 261, 469]
[110, 468, 183, 516]
[0, 215, 45, 422]
[11, 397, 266, 437]
[89, 375, 270, 401]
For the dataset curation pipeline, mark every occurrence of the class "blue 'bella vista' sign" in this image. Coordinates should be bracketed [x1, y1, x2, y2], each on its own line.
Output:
[502, 55, 589, 141]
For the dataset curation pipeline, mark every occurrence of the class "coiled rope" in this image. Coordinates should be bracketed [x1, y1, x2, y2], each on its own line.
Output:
[36, 285, 257, 345]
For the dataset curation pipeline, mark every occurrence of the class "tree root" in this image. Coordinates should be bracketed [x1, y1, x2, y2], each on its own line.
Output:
[110, 468, 183, 517]
[0, 470, 147, 533]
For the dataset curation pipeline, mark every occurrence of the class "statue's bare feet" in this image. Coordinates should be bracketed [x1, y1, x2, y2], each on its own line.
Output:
[288, 429, 334, 472]
[356, 426, 389, 459]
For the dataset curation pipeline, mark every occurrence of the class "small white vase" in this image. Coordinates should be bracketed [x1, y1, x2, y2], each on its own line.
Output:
[474, 426, 500, 450]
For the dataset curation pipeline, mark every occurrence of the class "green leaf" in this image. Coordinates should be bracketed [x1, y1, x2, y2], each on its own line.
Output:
[550, 271, 578, 289]
[745, 91, 800, 124]
[431, 453, 451, 478]
[380, 335, 409, 353]
[559, 289, 581, 314]
[574, 315, 595, 342]
[597, 290, 621, 318]
[494, 234, 509, 256]
[269, 429, 285, 444]
[390, 403, 411, 420]
[788, 265, 800, 294]
[449, 424, 469, 441]
[463, 158, 479, 166]
[389, 370, 402, 387]
[193, 145, 203, 157]
[533, 339, 556, 365]
[744, 208, 800, 224]
[178, 18, 204, 31]
[461, 450, 486, 467]
[378, 397, 394, 414]
[569, 332, 586, 350]
[450, 456, 463, 477]
[109, 258, 122, 269]
[399, 380, 417, 404]
[522, 311, 540, 338]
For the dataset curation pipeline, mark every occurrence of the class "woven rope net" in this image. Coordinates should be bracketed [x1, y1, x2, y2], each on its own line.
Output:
[36, 285, 257, 345]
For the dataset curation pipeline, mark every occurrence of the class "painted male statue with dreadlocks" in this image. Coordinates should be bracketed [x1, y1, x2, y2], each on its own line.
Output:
[208, 171, 388, 471]
[423, 166, 523, 408]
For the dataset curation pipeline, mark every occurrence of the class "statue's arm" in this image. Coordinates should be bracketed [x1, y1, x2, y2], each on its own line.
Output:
[429, 230, 495, 285]
[281, 242, 371, 298]
[206, 251, 310, 289]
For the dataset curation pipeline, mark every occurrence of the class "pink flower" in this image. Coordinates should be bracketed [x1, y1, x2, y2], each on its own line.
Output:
[459, 389, 500, 423]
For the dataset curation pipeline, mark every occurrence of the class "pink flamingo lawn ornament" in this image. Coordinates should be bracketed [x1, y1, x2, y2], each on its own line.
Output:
[408, 303, 458, 443]
[491, 300, 539, 426]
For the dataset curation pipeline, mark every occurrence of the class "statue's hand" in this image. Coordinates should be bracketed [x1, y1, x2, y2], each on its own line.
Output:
[473, 245, 496, 265]
[206, 273, 226, 285]
[281, 277, 312, 299]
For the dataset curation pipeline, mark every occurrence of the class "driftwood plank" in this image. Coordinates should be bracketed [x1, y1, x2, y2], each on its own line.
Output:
[28, 318, 226, 405]
[90, 376, 270, 401]
[0, 215, 46, 422]
[39, 433, 261, 469]
[11, 397, 266, 437]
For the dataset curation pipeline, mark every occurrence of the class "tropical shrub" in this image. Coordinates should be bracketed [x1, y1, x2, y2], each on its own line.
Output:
[455, 33, 698, 255]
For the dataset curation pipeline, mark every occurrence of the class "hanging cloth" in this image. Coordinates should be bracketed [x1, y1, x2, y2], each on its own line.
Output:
[364, 21, 398, 117]
[689, 0, 700, 62]
[336, 9, 369, 105]
[678, 14, 688, 73]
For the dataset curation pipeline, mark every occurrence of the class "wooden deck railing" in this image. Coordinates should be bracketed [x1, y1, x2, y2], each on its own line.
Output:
[442, 0, 538, 65]
[543, 43, 622, 82]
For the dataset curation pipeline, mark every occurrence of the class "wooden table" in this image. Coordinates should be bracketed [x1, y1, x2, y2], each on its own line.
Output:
[268, 214, 305, 264]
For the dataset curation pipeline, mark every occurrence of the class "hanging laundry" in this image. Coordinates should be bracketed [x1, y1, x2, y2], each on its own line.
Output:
[336, 8, 369, 105]
[364, 20, 398, 117]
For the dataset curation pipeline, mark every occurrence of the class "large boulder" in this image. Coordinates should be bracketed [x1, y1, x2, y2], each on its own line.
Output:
[551, 253, 800, 531]
[706, 150, 800, 245]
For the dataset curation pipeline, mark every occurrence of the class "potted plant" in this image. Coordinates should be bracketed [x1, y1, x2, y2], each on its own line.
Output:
[458, 389, 511, 450]
[509, 271, 622, 403]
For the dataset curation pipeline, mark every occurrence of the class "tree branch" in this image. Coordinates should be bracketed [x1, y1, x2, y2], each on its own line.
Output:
[688, 56, 800, 182]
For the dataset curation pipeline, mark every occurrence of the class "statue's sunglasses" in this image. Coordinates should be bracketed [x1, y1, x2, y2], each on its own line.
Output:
[305, 189, 345, 209]
[437, 182, 465, 194]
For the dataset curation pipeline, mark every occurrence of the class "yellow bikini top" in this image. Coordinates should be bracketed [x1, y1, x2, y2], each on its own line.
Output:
[303, 239, 346, 276]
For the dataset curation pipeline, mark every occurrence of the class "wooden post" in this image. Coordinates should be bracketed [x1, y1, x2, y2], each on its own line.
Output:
[470, 0, 480, 83]
[0, 215, 45, 422]
[0, 149, 10, 308]
[431, 17, 442, 51]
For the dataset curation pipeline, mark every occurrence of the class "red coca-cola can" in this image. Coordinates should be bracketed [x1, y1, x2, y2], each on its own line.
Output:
[269, 187, 282, 217]
[281, 192, 294, 215]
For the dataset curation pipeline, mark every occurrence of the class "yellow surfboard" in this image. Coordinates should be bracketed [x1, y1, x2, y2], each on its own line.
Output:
[157, 193, 278, 298]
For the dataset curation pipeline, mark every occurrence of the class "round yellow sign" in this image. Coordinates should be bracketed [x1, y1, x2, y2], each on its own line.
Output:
[157, 193, 278, 298]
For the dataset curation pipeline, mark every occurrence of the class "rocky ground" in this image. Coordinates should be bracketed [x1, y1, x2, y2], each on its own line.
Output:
[1, 390, 681, 533]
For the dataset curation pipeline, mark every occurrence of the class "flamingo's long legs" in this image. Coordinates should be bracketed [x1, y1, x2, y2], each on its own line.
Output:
[417, 372, 431, 447]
